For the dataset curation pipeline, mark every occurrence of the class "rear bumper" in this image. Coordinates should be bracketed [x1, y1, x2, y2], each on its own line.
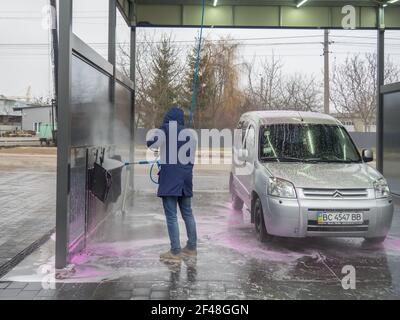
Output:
[262, 196, 394, 238]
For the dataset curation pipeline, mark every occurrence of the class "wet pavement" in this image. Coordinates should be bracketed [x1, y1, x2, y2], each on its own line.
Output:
[0, 146, 226, 278]
[1, 191, 400, 300]
[0, 171, 55, 275]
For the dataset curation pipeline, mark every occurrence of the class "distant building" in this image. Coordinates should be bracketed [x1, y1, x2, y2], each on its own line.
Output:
[13, 104, 54, 133]
[0, 96, 23, 135]
[0, 95, 54, 136]
[332, 112, 376, 132]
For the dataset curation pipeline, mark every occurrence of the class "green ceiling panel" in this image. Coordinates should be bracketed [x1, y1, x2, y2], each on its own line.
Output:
[137, 5, 182, 25]
[386, 7, 400, 28]
[135, 3, 399, 29]
[360, 7, 377, 28]
[281, 7, 330, 27]
[234, 6, 280, 27]
[183, 5, 233, 26]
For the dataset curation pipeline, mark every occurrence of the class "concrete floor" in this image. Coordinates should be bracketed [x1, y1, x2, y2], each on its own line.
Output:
[1, 191, 400, 300]
[1, 147, 400, 300]
[0, 148, 56, 275]
[0, 172, 55, 274]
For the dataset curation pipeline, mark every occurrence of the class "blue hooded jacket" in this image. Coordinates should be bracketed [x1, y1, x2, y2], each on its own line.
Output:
[147, 107, 195, 197]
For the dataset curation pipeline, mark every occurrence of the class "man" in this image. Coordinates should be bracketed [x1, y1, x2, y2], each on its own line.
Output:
[147, 106, 197, 263]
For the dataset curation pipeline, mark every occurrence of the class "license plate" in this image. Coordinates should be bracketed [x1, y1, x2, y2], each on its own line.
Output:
[317, 212, 364, 225]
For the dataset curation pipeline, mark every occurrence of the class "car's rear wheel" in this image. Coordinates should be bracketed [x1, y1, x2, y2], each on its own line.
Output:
[364, 236, 387, 244]
[254, 198, 270, 243]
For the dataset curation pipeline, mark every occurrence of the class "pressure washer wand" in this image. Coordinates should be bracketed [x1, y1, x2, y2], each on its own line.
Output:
[124, 160, 159, 166]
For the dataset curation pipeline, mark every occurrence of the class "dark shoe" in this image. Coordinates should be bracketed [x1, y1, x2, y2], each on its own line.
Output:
[160, 250, 181, 263]
[181, 246, 197, 257]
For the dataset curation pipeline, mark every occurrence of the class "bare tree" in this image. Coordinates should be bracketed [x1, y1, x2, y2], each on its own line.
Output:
[245, 54, 321, 112]
[279, 73, 322, 111]
[330, 53, 400, 131]
[182, 37, 243, 129]
[207, 38, 243, 128]
[117, 39, 153, 129]
[244, 53, 283, 110]
[32, 96, 52, 105]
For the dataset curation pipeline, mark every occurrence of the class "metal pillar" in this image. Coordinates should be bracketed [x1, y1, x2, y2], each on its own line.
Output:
[108, 0, 116, 68]
[129, 1, 136, 191]
[376, 7, 385, 173]
[108, 0, 117, 144]
[323, 29, 330, 115]
[55, 0, 73, 270]
[50, 0, 59, 120]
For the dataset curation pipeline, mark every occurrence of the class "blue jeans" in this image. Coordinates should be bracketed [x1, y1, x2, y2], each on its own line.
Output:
[162, 196, 197, 255]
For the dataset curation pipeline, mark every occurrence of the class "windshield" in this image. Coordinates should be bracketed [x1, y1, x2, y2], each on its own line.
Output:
[260, 123, 362, 163]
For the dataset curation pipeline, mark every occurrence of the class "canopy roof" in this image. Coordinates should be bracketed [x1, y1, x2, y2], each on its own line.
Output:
[137, 0, 395, 5]
[124, 0, 400, 28]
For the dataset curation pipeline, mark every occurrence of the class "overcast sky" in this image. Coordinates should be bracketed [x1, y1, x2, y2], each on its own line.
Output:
[0, 0, 399, 99]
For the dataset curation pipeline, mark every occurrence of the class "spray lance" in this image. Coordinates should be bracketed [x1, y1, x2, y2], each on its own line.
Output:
[123, 149, 161, 185]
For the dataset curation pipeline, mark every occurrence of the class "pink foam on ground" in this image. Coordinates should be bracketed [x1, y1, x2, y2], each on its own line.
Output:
[384, 237, 400, 254]
[197, 207, 314, 263]
[69, 238, 168, 269]
[211, 231, 313, 263]
[70, 266, 111, 280]
[86, 238, 167, 257]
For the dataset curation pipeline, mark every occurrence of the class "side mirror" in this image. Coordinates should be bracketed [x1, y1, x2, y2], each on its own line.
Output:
[237, 149, 249, 162]
[362, 149, 374, 162]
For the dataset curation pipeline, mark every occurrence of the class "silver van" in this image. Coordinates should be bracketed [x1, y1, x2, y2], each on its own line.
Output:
[230, 111, 393, 243]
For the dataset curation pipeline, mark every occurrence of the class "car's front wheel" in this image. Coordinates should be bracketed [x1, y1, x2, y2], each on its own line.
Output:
[254, 198, 271, 243]
[364, 236, 387, 244]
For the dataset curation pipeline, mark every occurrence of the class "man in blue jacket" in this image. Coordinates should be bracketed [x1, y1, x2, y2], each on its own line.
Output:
[147, 106, 197, 263]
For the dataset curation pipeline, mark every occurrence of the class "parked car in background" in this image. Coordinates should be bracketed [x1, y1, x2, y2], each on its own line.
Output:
[230, 111, 393, 244]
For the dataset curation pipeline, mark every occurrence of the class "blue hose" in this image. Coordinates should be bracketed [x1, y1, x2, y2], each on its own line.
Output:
[125, 160, 158, 166]
[125, 160, 161, 184]
[149, 161, 160, 184]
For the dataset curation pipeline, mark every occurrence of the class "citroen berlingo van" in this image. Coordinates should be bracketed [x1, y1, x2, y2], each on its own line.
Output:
[230, 111, 393, 243]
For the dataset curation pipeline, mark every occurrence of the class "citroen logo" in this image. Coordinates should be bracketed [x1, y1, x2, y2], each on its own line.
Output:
[333, 190, 343, 198]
